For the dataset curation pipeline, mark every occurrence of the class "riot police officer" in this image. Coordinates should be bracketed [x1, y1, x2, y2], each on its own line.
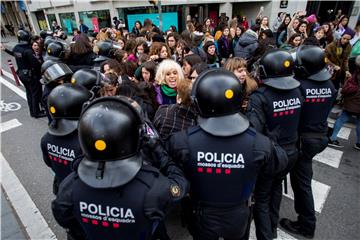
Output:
[280, 45, 336, 239]
[52, 96, 188, 240]
[167, 68, 289, 240]
[1, 30, 35, 117]
[41, 60, 73, 123]
[246, 49, 303, 240]
[41, 83, 91, 194]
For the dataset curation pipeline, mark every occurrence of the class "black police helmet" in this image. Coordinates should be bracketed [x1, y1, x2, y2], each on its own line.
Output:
[41, 59, 59, 74]
[97, 41, 113, 57]
[78, 96, 144, 188]
[71, 69, 100, 90]
[46, 42, 64, 58]
[17, 30, 30, 42]
[191, 68, 249, 136]
[44, 36, 56, 49]
[39, 30, 52, 40]
[42, 62, 73, 85]
[192, 68, 243, 117]
[259, 49, 300, 90]
[294, 45, 331, 81]
[47, 83, 91, 136]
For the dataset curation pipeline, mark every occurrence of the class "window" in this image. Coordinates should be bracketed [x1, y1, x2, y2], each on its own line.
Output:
[47, 14, 56, 30]
[79, 10, 111, 33]
[59, 12, 77, 34]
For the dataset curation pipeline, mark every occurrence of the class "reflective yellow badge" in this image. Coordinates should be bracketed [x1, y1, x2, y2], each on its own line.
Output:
[95, 140, 106, 151]
[324, 57, 329, 63]
[170, 184, 181, 197]
[284, 60, 290, 68]
[225, 89, 234, 99]
[71, 78, 76, 84]
[47, 49, 51, 54]
[50, 106, 56, 114]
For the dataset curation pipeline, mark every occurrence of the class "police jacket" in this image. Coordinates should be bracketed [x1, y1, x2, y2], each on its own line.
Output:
[167, 126, 288, 207]
[52, 162, 188, 240]
[246, 86, 303, 147]
[4, 43, 31, 71]
[297, 78, 336, 134]
[41, 130, 82, 193]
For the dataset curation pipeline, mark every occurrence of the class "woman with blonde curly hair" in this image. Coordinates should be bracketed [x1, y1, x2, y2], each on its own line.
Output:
[155, 59, 185, 105]
[149, 42, 171, 63]
[224, 57, 258, 112]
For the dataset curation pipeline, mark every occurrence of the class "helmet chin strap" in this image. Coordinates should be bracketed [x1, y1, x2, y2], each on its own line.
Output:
[96, 162, 106, 180]
[50, 119, 58, 129]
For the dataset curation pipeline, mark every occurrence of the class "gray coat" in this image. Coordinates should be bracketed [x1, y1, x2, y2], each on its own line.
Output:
[234, 29, 259, 60]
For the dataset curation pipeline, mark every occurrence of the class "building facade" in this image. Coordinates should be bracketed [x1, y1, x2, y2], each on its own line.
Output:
[22, 0, 359, 35]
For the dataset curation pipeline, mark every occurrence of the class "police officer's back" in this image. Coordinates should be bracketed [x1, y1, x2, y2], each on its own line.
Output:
[246, 50, 303, 240]
[41, 84, 91, 194]
[52, 96, 188, 240]
[167, 69, 288, 240]
[280, 45, 336, 239]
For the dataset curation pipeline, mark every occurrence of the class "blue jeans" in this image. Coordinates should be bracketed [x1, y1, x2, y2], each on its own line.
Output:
[330, 110, 360, 144]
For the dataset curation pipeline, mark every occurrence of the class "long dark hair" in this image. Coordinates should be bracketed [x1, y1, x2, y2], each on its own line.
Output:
[70, 33, 92, 55]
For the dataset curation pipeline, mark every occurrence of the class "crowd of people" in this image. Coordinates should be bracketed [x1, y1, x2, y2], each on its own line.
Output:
[1, 7, 360, 240]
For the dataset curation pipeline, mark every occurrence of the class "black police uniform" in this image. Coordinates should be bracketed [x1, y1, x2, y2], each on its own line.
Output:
[23, 47, 45, 117]
[40, 84, 91, 194]
[246, 50, 303, 240]
[280, 46, 337, 237]
[52, 97, 189, 240]
[4, 31, 34, 116]
[41, 131, 82, 194]
[167, 69, 289, 240]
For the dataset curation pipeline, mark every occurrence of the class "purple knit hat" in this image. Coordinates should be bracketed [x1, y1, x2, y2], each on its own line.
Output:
[342, 28, 355, 38]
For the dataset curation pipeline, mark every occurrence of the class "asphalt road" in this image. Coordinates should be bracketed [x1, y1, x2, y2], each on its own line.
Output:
[1, 41, 359, 240]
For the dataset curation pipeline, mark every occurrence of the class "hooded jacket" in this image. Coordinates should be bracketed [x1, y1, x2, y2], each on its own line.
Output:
[234, 29, 259, 60]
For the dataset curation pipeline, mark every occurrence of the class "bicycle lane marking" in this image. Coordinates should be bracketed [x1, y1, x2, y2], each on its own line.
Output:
[1, 152, 57, 239]
[0, 76, 27, 100]
[0, 119, 22, 133]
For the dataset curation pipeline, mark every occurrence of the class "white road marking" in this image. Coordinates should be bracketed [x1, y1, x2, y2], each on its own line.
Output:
[0, 76, 26, 100]
[2, 69, 23, 86]
[0, 119, 22, 133]
[0, 152, 57, 239]
[327, 123, 351, 140]
[313, 147, 343, 169]
[249, 220, 297, 240]
[283, 175, 331, 213]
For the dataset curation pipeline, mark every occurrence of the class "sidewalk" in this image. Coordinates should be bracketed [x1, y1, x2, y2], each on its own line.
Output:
[1, 189, 27, 240]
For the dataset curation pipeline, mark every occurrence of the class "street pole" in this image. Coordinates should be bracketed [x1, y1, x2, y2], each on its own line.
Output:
[158, 0, 162, 32]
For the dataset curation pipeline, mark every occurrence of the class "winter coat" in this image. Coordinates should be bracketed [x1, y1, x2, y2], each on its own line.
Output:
[234, 29, 259, 60]
[342, 71, 360, 115]
[217, 35, 233, 59]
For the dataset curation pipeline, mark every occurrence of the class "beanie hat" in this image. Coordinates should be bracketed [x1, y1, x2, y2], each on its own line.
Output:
[342, 28, 355, 38]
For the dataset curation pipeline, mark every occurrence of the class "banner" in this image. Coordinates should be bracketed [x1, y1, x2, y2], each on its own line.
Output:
[92, 17, 99, 33]
[63, 19, 73, 33]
